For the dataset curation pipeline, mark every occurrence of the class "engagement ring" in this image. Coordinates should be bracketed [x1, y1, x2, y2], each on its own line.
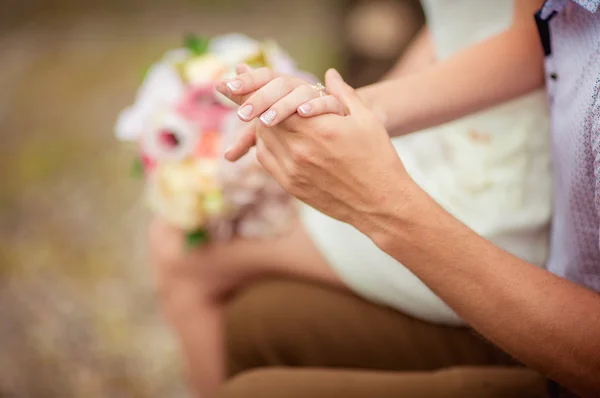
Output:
[313, 82, 327, 98]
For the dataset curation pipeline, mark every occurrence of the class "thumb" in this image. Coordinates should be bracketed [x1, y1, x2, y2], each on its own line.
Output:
[324, 68, 362, 114]
[224, 125, 256, 162]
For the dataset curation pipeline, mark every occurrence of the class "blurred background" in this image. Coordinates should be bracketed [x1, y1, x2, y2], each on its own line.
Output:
[0, 1, 423, 396]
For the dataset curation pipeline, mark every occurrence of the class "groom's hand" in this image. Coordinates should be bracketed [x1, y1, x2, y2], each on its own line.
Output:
[252, 68, 414, 235]
[216, 65, 346, 161]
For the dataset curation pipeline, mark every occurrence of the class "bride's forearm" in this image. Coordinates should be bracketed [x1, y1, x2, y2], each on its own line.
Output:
[357, 7, 545, 137]
[381, 26, 435, 80]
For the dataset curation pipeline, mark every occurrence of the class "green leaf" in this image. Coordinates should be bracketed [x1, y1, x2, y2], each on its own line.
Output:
[140, 64, 152, 82]
[130, 158, 144, 178]
[186, 229, 210, 248]
[184, 34, 210, 55]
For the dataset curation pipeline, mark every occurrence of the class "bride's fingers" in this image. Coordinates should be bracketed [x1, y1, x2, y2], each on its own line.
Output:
[224, 127, 257, 162]
[235, 63, 253, 75]
[215, 67, 279, 106]
[256, 84, 320, 126]
[297, 95, 348, 118]
[235, 76, 306, 122]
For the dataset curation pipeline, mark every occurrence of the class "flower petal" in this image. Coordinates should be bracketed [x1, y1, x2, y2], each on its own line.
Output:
[209, 33, 261, 65]
[115, 63, 185, 140]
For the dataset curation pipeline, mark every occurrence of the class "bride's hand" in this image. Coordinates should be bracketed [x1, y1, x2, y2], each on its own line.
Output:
[215, 65, 346, 160]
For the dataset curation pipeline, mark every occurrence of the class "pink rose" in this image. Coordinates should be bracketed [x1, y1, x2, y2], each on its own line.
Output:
[176, 85, 231, 132]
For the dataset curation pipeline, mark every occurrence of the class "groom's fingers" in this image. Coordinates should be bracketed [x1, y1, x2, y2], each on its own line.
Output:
[255, 137, 288, 190]
[324, 68, 364, 115]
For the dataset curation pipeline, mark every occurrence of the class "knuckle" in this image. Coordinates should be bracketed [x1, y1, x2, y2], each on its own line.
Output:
[298, 83, 316, 97]
[322, 131, 335, 141]
[286, 160, 300, 179]
[277, 76, 296, 94]
[290, 145, 312, 165]
[319, 125, 337, 141]
[286, 113, 303, 125]
[281, 178, 294, 195]
[289, 86, 309, 102]
[286, 160, 308, 190]
[248, 90, 265, 107]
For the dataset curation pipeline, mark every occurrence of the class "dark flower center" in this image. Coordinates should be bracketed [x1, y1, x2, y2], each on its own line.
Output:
[159, 130, 180, 147]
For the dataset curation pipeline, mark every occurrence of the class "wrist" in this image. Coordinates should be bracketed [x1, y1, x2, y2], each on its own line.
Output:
[357, 84, 390, 127]
[356, 178, 429, 253]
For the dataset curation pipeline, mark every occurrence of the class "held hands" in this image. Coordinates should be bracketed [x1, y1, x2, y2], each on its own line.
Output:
[216, 67, 413, 234]
[222, 64, 347, 124]
[215, 64, 348, 161]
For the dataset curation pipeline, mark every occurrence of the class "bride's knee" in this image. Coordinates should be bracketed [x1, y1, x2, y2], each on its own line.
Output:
[149, 219, 187, 269]
[148, 218, 239, 305]
[148, 218, 174, 258]
[148, 219, 203, 294]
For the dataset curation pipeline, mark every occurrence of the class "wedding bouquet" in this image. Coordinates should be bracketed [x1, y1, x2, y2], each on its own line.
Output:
[115, 34, 315, 245]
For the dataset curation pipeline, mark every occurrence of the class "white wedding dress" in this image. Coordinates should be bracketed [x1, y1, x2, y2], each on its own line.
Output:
[300, 0, 552, 325]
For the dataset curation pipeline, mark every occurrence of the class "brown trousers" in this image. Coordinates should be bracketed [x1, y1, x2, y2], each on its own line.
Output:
[221, 279, 549, 397]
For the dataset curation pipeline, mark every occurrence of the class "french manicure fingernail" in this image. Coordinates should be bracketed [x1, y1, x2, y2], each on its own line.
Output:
[260, 109, 277, 125]
[237, 105, 254, 120]
[226, 80, 242, 92]
[298, 104, 312, 115]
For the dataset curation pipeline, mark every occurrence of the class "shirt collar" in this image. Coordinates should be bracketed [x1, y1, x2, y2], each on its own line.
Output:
[541, 0, 600, 19]
[574, 0, 600, 12]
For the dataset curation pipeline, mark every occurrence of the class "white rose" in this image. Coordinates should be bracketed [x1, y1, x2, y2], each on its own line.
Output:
[183, 54, 228, 86]
[115, 62, 186, 141]
[140, 111, 199, 162]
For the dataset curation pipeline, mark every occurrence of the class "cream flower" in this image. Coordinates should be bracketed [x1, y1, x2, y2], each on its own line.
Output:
[208, 33, 262, 66]
[146, 158, 223, 231]
[183, 54, 228, 86]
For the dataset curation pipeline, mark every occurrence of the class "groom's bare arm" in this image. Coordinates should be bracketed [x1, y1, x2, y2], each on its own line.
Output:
[361, 186, 600, 397]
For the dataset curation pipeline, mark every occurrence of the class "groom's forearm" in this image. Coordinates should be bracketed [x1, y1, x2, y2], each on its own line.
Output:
[361, 184, 600, 396]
